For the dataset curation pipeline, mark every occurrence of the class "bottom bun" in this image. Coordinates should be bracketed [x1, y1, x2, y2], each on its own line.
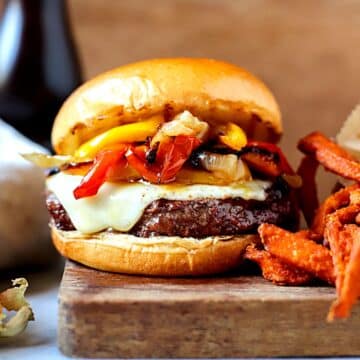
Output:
[51, 226, 259, 276]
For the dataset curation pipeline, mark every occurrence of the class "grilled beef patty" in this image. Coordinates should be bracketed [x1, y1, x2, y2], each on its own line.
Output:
[46, 179, 298, 238]
[46, 193, 75, 231]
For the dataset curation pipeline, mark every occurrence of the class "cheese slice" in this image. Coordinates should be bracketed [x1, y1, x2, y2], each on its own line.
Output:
[47, 173, 271, 234]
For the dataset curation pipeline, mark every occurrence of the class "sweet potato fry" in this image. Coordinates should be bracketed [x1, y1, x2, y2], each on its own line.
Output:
[297, 155, 319, 227]
[323, 202, 360, 320]
[349, 188, 360, 205]
[298, 131, 354, 160]
[324, 206, 360, 293]
[312, 184, 359, 236]
[244, 245, 312, 285]
[327, 229, 360, 321]
[298, 131, 360, 182]
[325, 221, 355, 295]
[258, 224, 335, 284]
[294, 229, 323, 243]
[327, 203, 360, 224]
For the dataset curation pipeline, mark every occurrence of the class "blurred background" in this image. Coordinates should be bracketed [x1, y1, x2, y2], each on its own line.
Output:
[1, 0, 360, 161]
[67, 0, 360, 164]
[0, 1, 360, 356]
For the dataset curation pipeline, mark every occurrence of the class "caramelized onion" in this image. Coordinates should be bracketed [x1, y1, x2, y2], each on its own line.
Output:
[175, 168, 234, 185]
[199, 152, 251, 181]
[22, 153, 92, 168]
[151, 111, 209, 145]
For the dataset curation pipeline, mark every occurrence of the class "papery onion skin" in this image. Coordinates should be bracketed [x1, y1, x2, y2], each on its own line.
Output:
[0, 278, 34, 338]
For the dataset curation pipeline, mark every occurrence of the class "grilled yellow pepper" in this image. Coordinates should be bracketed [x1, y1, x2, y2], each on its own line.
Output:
[75, 116, 163, 159]
[219, 122, 247, 151]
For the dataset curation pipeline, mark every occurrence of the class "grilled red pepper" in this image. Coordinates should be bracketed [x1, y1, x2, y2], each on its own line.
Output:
[125, 146, 159, 183]
[158, 135, 201, 182]
[241, 141, 294, 177]
[126, 135, 201, 184]
[73, 144, 128, 199]
[73, 136, 201, 198]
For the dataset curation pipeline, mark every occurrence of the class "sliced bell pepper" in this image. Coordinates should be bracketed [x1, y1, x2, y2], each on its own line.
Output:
[73, 144, 128, 199]
[219, 123, 247, 151]
[159, 135, 201, 182]
[125, 146, 160, 183]
[74, 116, 163, 159]
[241, 141, 294, 177]
[73, 135, 202, 198]
[241, 152, 280, 177]
[125, 135, 201, 184]
[246, 141, 294, 174]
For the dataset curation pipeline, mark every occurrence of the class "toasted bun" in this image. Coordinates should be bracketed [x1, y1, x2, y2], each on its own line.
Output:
[51, 226, 258, 276]
[52, 58, 282, 155]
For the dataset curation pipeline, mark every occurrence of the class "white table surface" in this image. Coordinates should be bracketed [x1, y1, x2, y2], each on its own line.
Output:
[0, 261, 72, 360]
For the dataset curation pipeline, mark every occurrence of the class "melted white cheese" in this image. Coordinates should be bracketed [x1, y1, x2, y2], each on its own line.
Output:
[47, 173, 271, 234]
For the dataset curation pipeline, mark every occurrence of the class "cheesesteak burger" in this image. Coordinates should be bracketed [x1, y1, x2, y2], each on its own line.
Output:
[44, 58, 299, 276]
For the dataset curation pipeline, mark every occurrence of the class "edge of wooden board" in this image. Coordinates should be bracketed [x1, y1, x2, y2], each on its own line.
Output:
[58, 261, 360, 358]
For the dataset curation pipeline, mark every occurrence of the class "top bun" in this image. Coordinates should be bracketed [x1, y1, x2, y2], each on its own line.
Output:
[52, 58, 282, 155]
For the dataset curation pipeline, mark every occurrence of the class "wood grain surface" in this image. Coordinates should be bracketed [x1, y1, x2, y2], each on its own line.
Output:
[59, 261, 360, 358]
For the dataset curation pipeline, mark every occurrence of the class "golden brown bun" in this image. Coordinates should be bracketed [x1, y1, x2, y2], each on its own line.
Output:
[51, 226, 258, 276]
[52, 58, 282, 155]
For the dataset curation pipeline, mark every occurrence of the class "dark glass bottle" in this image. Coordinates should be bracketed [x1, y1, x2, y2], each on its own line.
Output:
[0, 0, 82, 147]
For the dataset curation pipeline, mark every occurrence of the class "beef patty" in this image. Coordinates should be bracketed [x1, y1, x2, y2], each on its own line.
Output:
[46, 193, 75, 231]
[46, 179, 299, 238]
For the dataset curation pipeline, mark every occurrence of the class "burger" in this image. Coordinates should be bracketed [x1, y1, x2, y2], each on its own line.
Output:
[42, 58, 299, 276]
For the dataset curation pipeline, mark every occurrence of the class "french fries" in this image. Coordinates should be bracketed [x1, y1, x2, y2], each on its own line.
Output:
[297, 155, 319, 227]
[328, 233, 360, 320]
[245, 129, 360, 321]
[258, 224, 335, 285]
[324, 205, 360, 320]
[312, 184, 359, 236]
[298, 131, 360, 182]
[244, 245, 312, 285]
[325, 222, 353, 295]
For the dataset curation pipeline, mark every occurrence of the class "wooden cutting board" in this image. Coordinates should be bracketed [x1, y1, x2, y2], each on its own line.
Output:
[59, 260, 360, 358]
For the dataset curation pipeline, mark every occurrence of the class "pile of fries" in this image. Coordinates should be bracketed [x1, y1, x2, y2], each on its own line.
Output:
[245, 131, 360, 321]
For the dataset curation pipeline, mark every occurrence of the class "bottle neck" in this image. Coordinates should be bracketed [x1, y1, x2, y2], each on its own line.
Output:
[3, 0, 67, 20]
[5, 0, 65, 8]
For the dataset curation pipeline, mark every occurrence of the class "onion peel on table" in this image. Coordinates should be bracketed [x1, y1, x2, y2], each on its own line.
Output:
[0, 278, 34, 337]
